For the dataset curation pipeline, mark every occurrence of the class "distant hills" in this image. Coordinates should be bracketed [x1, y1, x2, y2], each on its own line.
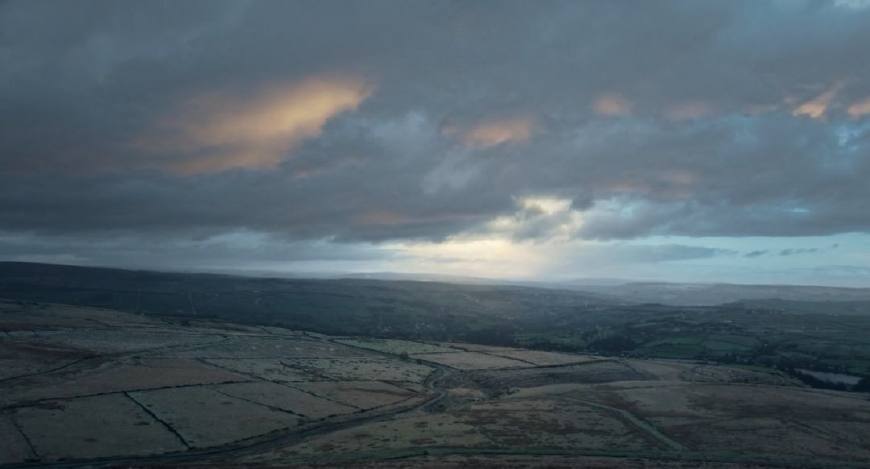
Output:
[337, 270, 870, 306]
[4, 262, 870, 310]
[0, 261, 613, 341]
[558, 281, 870, 306]
[3, 262, 870, 379]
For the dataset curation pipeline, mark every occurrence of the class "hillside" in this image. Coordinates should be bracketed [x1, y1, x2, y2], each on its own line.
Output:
[3, 262, 870, 382]
[2, 300, 870, 467]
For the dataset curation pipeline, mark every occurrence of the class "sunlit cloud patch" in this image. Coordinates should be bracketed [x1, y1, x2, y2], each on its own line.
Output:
[144, 76, 372, 174]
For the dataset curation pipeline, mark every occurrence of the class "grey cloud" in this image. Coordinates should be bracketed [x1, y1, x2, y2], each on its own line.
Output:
[0, 231, 400, 272]
[779, 248, 820, 256]
[1, 0, 869, 257]
[612, 244, 738, 263]
[548, 244, 738, 270]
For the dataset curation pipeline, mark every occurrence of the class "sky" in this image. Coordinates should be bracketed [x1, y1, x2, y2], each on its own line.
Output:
[1, 0, 870, 286]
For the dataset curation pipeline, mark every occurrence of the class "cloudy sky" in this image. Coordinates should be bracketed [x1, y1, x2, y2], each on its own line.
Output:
[2, 0, 870, 286]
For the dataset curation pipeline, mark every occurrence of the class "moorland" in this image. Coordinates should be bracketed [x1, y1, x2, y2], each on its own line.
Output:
[1, 262, 870, 467]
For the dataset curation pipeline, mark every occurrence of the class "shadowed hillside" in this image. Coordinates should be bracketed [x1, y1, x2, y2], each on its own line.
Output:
[2, 262, 870, 386]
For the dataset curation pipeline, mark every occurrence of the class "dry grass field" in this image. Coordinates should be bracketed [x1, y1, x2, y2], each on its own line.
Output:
[2, 299, 870, 467]
[411, 351, 531, 370]
[282, 357, 434, 383]
[290, 380, 421, 410]
[213, 381, 357, 419]
[128, 386, 299, 448]
[201, 358, 316, 382]
[13, 393, 186, 460]
[336, 338, 461, 355]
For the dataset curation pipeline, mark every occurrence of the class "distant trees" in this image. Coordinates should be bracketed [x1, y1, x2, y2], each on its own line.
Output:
[589, 334, 638, 353]
[462, 326, 518, 347]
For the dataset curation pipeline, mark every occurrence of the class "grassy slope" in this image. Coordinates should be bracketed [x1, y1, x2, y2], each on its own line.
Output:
[2, 262, 869, 382]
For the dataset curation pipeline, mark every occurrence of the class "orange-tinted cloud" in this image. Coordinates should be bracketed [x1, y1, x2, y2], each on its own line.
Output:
[847, 96, 870, 118]
[792, 82, 843, 120]
[149, 76, 372, 174]
[459, 116, 534, 148]
[593, 93, 632, 117]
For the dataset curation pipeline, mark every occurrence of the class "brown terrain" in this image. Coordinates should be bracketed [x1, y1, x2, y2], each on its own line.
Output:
[1, 298, 869, 468]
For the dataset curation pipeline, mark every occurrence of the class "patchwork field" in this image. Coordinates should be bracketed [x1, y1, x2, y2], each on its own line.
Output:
[1, 358, 251, 405]
[291, 380, 420, 410]
[463, 398, 653, 451]
[154, 335, 370, 359]
[412, 351, 531, 370]
[202, 358, 316, 382]
[283, 357, 434, 383]
[254, 413, 493, 461]
[13, 394, 185, 459]
[0, 415, 35, 464]
[214, 381, 357, 419]
[128, 386, 299, 448]
[447, 343, 601, 366]
[2, 300, 870, 468]
[0, 301, 433, 463]
[336, 338, 460, 355]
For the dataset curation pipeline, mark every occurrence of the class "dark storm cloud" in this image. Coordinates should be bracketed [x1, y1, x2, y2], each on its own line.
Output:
[0, 231, 400, 271]
[1, 0, 870, 250]
[743, 244, 840, 258]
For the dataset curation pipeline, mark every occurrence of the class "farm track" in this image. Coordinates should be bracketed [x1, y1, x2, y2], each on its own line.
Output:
[567, 398, 686, 451]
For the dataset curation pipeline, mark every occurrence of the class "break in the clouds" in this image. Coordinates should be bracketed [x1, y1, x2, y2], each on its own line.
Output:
[1, 0, 870, 285]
